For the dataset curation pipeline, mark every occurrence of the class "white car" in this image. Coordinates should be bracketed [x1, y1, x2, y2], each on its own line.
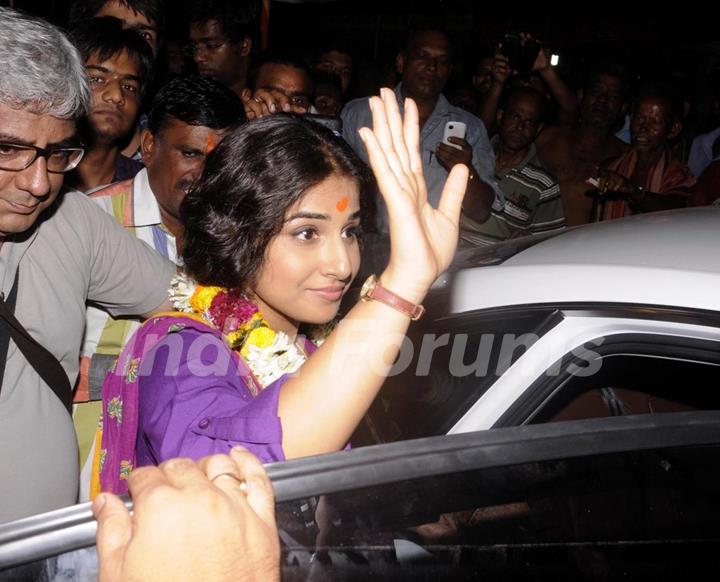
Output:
[2, 208, 719, 581]
[354, 207, 720, 444]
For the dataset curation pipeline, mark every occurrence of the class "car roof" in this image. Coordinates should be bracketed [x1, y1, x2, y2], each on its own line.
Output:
[449, 208, 720, 314]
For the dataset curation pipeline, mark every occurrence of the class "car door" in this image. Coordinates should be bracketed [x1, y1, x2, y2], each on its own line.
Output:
[3, 414, 720, 581]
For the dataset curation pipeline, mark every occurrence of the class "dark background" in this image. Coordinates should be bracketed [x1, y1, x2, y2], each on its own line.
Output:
[4, 0, 719, 129]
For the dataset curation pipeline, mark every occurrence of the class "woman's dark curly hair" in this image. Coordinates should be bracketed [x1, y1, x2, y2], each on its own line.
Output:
[181, 113, 375, 289]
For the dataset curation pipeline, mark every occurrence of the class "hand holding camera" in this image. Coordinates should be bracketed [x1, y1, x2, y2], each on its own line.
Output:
[499, 32, 542, 79]
[490, 54, 512, 88]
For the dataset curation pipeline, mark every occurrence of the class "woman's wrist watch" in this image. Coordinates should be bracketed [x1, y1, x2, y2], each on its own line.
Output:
[359, 275, 425, 320]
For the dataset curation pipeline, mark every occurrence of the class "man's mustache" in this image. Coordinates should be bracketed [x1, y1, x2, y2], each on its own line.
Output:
[175, 179, 196, 194]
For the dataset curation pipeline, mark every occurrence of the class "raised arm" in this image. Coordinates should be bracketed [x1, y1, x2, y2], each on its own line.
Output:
[278, 88, 468, 458]
[478, 53, 512, 135]
[523, 33, 578, 127]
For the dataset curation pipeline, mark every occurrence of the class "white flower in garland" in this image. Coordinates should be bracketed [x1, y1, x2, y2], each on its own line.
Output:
[243, 332, 307, 386]
[168, 272, 197, 313]
[167, 272, 337, 388]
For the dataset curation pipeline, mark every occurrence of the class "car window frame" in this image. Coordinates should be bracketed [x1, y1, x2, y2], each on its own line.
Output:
[495, 330, 720, 428]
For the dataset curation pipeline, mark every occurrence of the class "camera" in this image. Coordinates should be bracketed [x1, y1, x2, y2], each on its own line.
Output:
[500, 33, 541, 78]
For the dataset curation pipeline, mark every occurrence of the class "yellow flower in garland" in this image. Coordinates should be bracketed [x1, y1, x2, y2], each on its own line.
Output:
[248, 326, 276, 348]
[241, 326, 276, 357]
[225, 329, 243, 348]
[189, 285, 223, 314]
[242, 312, 265, 330]
[168, 273, 336, 389]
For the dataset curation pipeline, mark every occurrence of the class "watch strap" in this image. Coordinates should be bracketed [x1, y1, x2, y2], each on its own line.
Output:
[363, 276, 425, 320]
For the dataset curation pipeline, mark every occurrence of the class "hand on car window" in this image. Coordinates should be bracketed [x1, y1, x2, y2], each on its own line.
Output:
[94, 447, 280, 582]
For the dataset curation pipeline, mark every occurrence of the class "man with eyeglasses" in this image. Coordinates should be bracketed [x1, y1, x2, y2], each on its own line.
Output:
[312, 43, 353, 96]
[341, 25, 503, 232]
[460, 87, 565, 246]
[0, 7, 175, 523]
[187, 0, 259, 97]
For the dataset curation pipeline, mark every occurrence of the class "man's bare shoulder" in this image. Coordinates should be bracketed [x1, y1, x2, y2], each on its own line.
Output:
[535, 125, 575, 169]
[536, 125, 576, 158]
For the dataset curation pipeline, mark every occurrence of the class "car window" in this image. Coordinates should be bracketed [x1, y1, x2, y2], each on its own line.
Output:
[352, 308, 560, 446]
[528, 348, 720, 425]
[276, 443, 720, 579]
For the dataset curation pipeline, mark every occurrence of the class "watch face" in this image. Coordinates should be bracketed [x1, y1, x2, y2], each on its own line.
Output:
[360, 275, 377, 298]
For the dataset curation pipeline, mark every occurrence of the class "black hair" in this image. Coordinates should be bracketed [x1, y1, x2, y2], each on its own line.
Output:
[633, 83, 683, 122]
[403, 23, 452, 56]
[70, 16, 154, 96]
[310, 42, 353, 65]
[503, 86, 547, 121]
[247, 53, 314, 94]
[148, 75, 246, 135]
[472, 48, 496, 70]
[584, 62, 632, 98]
[181, 114, 374, 288]
[187, 0, 260, 46]
[69, 0, 165, 36]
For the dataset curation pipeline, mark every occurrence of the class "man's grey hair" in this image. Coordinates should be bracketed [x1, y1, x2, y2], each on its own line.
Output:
[0, 7, 89, 119]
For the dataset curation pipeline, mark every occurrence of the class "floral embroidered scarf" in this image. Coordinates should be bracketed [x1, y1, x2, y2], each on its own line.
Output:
[93, 313, 262, 496]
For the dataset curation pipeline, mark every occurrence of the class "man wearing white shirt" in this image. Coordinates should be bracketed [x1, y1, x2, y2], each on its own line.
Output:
[341, 26, 502, 233]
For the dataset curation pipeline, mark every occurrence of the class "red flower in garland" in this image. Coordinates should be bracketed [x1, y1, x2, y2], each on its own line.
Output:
[207, 289, 258, 333]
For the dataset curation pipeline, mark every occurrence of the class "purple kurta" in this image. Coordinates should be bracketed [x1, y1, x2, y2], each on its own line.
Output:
[136, 327, 287, 466]
[99, 314, 315, 495]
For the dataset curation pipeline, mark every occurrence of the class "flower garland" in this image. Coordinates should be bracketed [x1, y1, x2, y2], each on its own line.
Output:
[168, 272, 332, 388]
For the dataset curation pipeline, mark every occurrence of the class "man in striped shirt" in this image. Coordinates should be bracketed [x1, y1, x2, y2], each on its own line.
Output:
[73, 76, 244, 499]
[461, 87, 565, 246]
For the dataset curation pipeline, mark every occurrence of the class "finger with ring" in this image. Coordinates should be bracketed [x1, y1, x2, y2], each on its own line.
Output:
[211, 472, 248, 492]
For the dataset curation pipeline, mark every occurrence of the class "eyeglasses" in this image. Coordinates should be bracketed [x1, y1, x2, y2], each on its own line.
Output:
[182, 40, 228, 56]
[0, 142, 85, 173]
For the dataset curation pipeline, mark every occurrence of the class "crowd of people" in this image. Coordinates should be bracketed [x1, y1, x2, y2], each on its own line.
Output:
[0, 0, 718, 579]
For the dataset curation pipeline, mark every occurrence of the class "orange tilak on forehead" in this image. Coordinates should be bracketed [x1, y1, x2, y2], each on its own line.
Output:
[205, 133, 218, 154]
[335, 196, 349, 212]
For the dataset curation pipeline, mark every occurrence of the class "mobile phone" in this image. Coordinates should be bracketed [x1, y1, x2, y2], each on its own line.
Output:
[306, 113, 343, 137]
[517, 39, 541, 78]
[442, 121, 467, 150]
[499, 33, 523, 72]
[500, 34, 541, 78]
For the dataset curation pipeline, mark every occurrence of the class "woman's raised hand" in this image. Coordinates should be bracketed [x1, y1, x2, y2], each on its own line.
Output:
[279, 90, 469, 458]
[359, 88, 468, 303]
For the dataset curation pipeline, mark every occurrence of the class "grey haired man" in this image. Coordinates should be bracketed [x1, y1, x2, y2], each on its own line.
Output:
[0, 7, 174, 523]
